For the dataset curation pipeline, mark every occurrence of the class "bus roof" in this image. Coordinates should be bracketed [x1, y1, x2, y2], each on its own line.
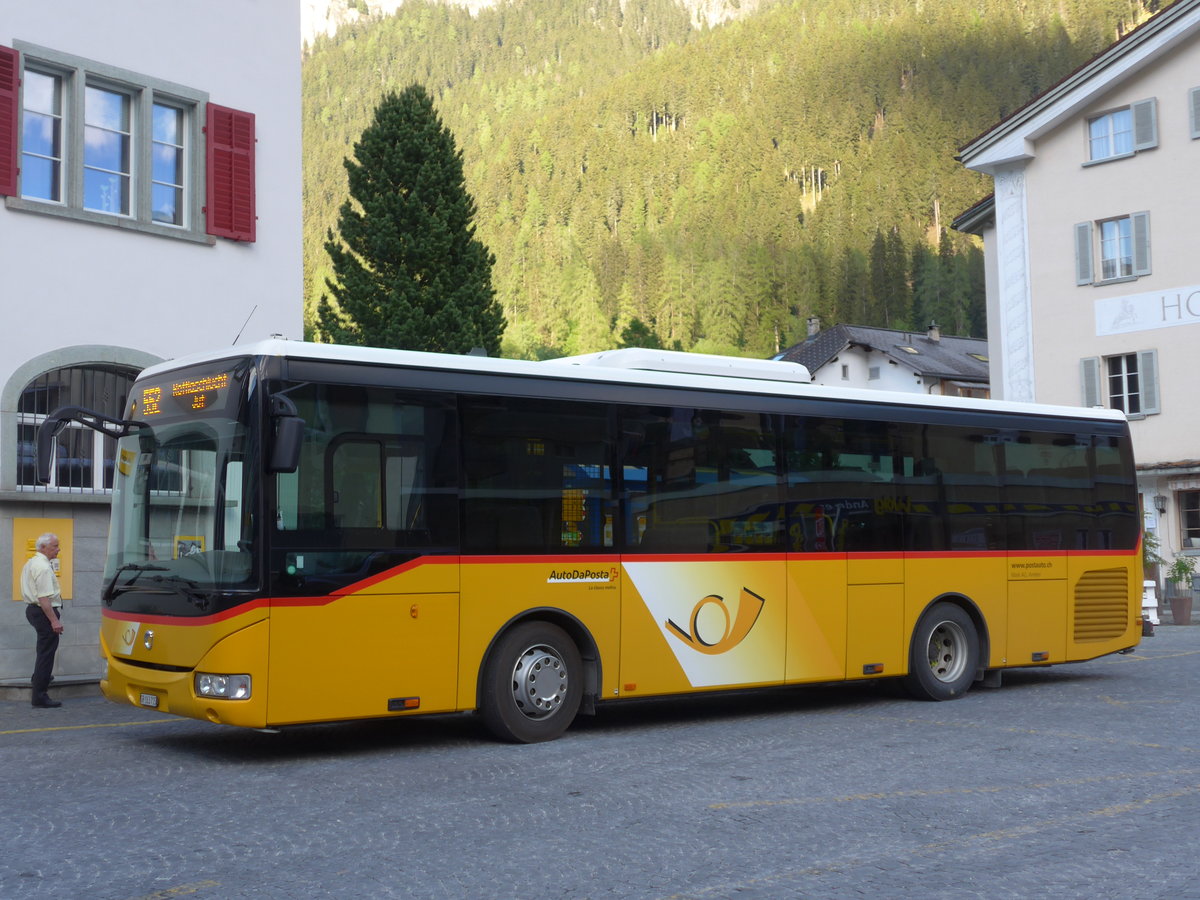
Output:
[139, 339, 1128, 426]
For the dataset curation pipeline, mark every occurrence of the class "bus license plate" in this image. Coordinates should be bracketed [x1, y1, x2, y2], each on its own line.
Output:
[139, 692, 159, 709]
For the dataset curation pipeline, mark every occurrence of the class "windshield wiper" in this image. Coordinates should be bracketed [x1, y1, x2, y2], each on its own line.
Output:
[104, 563, 169, 603]
[144, 574, 213, 613]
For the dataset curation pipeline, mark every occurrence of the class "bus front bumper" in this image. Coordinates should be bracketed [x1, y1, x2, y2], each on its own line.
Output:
[100, 619, 270, 729]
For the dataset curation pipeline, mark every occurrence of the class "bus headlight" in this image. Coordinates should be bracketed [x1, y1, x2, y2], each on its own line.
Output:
[195, 673, 252, 700]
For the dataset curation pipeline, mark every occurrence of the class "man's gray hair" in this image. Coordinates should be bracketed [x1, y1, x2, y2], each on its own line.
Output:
[35, 533, 59, 551]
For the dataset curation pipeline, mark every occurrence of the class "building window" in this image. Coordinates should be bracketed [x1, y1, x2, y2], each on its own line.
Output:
[1086, 99, 1156, 163]
[1190, 87, 1200, 140]
[1079, 350, 1159, 418]
[83, 84, 132, 215]
[1106, 354, 1142, 414]
[2, 42, 255, 243]
[152, 103, 185, 225]
[20, 68, 62, 202]
[1075, 213, 1150, 285]
[1099, 217, 1132, 281]
[17, 364, 138, 491]
[1089, 108, 1133, 159]
[1182, 491, 1200, 548]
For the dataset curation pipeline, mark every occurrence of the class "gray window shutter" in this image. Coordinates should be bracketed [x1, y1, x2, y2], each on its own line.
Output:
[1191, 87, 1200, 140]
[1075, 222, 1094, 285]
[1081, 357, 1102, 408]
[1132, 211, 1151, 276]
[1132, 98, 1158, 150]
[1138, 349, 1160, 414]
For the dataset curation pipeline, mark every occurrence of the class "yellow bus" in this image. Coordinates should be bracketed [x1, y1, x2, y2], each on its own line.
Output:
[38, 341, 1142, 742]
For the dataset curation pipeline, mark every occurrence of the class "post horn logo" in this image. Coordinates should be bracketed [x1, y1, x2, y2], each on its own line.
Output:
[665, 588, 765, 655]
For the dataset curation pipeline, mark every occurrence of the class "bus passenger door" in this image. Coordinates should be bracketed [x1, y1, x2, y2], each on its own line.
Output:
[618, 405, 788, 698]
[1002, 435, 1082, 666]
[266, 384, 462, 725]
[786, 417, 905, 682]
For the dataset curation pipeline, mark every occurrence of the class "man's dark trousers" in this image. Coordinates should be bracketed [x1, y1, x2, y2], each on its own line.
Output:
[25, 604, 60, 697]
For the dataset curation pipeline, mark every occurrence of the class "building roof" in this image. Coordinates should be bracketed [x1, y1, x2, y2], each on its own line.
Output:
[957, 0, 1200, 171]
[950, 193, 995, 236]
[775, 324, 990, 383]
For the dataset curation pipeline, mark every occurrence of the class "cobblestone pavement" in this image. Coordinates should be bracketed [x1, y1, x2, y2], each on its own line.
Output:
[3, 626, 1199, 899]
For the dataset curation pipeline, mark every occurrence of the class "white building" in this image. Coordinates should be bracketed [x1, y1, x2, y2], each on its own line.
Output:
[1, 1, 302, 688]
[955, 0, 1200, 584]
[775, 320, 990, 397]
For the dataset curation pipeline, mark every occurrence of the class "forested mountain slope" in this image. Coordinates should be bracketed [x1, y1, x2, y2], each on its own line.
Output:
[302, 0, 1164, 358]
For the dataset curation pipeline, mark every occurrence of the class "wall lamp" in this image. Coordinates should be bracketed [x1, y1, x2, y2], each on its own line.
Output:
[1154, 494, 1168, 514]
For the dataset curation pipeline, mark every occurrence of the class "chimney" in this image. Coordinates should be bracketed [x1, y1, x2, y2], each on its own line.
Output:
[806, 316, 821, 338]
[927, 320, 941, 343]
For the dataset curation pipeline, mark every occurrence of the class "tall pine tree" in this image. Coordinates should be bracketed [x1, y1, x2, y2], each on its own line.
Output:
[318, 85, 505, 355]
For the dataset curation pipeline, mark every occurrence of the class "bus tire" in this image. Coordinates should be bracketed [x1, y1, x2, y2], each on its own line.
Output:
[903, 602, 978, 701]
[480, 621, 583, 743]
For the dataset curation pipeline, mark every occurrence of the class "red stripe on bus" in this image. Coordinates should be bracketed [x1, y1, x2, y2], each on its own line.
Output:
[325, 554, 460, 596]
[101, 602, 268, 627]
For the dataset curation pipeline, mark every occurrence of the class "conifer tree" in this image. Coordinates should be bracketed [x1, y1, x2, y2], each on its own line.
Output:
[317, 84, 505, 355]
[619, 317, 663, 349]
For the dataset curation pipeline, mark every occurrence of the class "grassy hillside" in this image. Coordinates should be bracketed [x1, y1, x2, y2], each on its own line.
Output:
[302, 0, 1161, 357]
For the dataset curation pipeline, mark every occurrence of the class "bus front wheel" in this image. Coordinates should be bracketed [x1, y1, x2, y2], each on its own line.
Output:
[903, 602, 978, 701]
[480, 621, 583, 743]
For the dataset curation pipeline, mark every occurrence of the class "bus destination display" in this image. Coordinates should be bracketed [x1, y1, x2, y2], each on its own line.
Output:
[134, 372, 232, 418]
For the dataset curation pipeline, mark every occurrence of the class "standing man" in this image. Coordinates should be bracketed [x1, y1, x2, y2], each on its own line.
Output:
[22, 533, 64, 709]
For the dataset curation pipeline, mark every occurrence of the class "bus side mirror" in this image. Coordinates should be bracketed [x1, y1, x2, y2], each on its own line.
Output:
[269, 395, 304, 474]
[35, 415, 71, 485]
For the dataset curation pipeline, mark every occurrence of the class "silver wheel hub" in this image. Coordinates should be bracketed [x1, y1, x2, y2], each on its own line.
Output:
[510, 644, 569, 719]
[927, 620, 968, 683]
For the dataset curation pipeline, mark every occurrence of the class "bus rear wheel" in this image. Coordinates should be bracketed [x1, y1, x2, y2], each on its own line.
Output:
[480, 622, 583, 743]
[903, 602, 978, 701]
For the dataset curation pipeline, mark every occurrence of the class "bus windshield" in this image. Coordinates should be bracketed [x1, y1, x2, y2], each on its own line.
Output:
[103, 360, 261, 617]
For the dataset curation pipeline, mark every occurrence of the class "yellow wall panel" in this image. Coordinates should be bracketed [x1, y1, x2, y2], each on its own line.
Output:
[12, 517, 74, 601]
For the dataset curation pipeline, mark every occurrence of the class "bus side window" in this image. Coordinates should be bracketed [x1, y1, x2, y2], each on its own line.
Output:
[269, 384, 458, 594]
[901, 424, 1003, 553]
[1094, 434, 1137, 550]
[784, 417, 902, 553]
[461, 396, 613, 554]
[623, 406, 782, 553]
[1002, 431, 1092, 551]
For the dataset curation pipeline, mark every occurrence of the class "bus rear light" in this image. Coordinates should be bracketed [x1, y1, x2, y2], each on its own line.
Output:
[195, 673, 252, 700]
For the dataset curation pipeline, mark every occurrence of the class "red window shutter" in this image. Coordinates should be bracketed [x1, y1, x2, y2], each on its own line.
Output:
[0, 46, 20, 197]
[205, 103, 256, 241]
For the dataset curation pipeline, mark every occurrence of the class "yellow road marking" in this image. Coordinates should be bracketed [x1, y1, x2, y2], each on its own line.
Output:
[1, 718, 184, 736]
[675, 777, 1200, 898]
[1109, 648, 1200, 662]
[709, 768, 1200, 810]
[121, 880, 220, 900]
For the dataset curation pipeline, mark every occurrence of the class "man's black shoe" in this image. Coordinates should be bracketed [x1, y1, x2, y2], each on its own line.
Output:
[32, 696, 62, 709]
